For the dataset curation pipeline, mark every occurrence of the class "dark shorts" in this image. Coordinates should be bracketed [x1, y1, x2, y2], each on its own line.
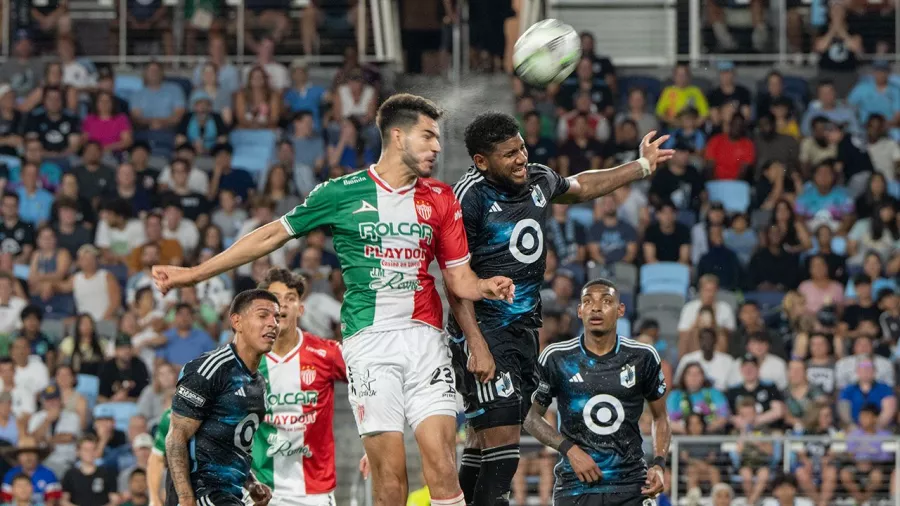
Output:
[554, 493, 657, 506]
[451, 319, 539, 430]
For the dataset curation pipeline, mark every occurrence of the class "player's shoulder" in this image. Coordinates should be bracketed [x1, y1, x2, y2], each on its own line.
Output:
[182, 345, 237, 381]
[538, 336, 581, 366]
[452, 167, 487, 204]
[618, 337, 661, 365]
[303, 332, 341, 356]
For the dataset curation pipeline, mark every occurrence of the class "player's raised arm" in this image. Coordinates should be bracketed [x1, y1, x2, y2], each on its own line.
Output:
[166, 412, 203, 506]
[642, 398, 671, 497]
[554, 131, 675, 204]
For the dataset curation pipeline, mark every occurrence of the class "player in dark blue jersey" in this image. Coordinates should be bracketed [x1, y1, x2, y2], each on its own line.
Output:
[524, 279, 670, 505]
[166, 289, 278, 506]
[447, 112, 673, 506]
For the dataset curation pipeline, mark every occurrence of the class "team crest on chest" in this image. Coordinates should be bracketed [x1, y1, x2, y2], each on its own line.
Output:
[531, 185, 547, 208]
[415, 199, 433, 220]
[620, 364, 636, 388]
[301, 366, 317, 386]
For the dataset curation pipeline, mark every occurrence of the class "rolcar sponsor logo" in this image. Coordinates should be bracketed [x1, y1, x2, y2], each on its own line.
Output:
[266, 391, 319, 407]
[359, 222, 434, 244]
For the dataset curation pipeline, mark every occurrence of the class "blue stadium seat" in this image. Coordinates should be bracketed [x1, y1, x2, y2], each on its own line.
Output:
[676, 209, 697, 228]
[12, 264, 28, 280]
[616, 318, 632, 338]
[612, 262, 638, 294]
[164, 76, 193, 100]
[706, 181, 751, 213]
[230, 130, 277, 175]
[77, 374, 100, 411]
[637, 293, 686, 314]
[619, 292, 634, 319]
[39, 319, 66, 342]
[640, 262, 690, 296]
[95, 402, 138, 432]
[0, 155, 21, 173]
[831, 236, 847, 256]
[114, 75, 144, 101]
[617, 75, 662, 107]
[567, 207, 594, 229]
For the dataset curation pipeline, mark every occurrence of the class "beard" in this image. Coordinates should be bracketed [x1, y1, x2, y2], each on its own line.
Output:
[485, 165, 528, 194]
[401, 139, 429, 177]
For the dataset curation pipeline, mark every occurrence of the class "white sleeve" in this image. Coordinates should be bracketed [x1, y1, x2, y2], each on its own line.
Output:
[677, 302, 698, 332]
[94, 221, 111, 248]
[26, 411, 43, 434]
[719, 303, 737, 330]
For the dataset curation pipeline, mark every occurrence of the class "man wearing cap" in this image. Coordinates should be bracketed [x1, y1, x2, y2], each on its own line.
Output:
[725, 353, 786, 430]
[838, 357, 896, 429]
[176, 91, 229, 157]
[119, 433, 154, 500]
[707, 61, 752, 127]
[0, 435, 61, 504]
[98, 334, 150, 404]
[26, 384, 80, 477]
[0, 31, 42, 100]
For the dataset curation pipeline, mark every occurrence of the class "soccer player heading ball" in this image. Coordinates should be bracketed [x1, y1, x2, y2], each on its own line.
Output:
[447, 111, 673, 506]
[154, 94, 515, 506]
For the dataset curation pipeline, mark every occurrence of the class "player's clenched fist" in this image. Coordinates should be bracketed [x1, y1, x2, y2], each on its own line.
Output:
[565, 445, 602, 484]
[477, 276, 516, 303]
[152, 265, 194, 294]
[247, 481, 272, 506]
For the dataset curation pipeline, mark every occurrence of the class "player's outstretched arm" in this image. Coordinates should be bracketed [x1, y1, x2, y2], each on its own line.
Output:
[524, 403, 601, 484]
[153, 220, 292, 293]
[642, 397, 671, 497]
[554, 131, 675, 204]
[442, 264, 515, 303]
[166, 413, 203, 506]
[445, 287, 495, 383]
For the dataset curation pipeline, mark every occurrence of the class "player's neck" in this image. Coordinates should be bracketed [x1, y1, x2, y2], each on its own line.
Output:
[234, 338, 263, 373]
[583, 332, 617, 357]
[373, 156, 417, 189]
[272, 327, 300, 357]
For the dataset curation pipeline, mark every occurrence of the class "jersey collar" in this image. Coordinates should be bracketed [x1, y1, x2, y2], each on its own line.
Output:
[228, 343, 254, 376]
[266, 328, 304, 364]
[579, 333, 620, 361]
[368, 165, 415, 194]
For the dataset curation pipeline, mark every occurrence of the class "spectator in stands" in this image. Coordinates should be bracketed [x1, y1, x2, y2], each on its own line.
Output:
[176, 91, 229, 157]
[235, 66, 281, 130]
[679, 413, 724, 502]
[643, 201, 690, 264]
[558, 57, 615, 117]
[772, 96, 801, 139]
[62, 245, 121, 322]
[9, 336, 48, 400]
[284, 61, 327, 132]
[161, 198, 200, 257]
[733, 331, 788, 390]
[849, 61, 900, 128]
[0, 87, 23, 158]
[522, 112, 556, 168]
[842, 276, 884, 338]
[697, 225, 742, 292]
[326, 118, 375, 173]
[724, 213, 757, 266]
[121, 468, 149, 506]
[668, 361, 730, 435]
[676, 328, 734, 390]
[0, 358, 35, 424]
[841, 404, 892, 504]
[287, 114, 325, 194]
[800, 117, 839, 176]
[557, 91, 612, 144]
[16, 164, 52, 226]
[802, 81, 859, 137]
[547, 204, 586, 271]
[210, 190, 247, 241]
[756, 71, 792, 123]
[158, 159, 211, 224]
[793, 402, 839, 506]
[194, 63, 234, 127]
[515, 95, 554, 139]
[71, 141, 116, 206]
[783, 360, 826, 431]
[86, 405, 127, 469]
[53, 365, 87, 430]
[806, 226, 847, 285]
[119, 0, 173, 60]
[0, 31, 43, 101]
[655, 64, 708, 127]
[331, 45, 380, 90]
[839, 358, 896, 428]
[57, 37, 94, 93]
[726, 354, 786, 428]
[863, 115, 900, 182]
[62, 435, 118, 505]
[208, 143, 255, 203]
[799, 255, 845, 316]
[708, 61, 752, 126]
[113, 164, 152, 217]
[648, 141, 704, 213]
[129, 62, 186, 150]
[244, 36, 289, 91]
[587, 195, 638, 268]
[878, 289, 900, 346]
[17, 306, 53, 365]
[135, 362, 174, 428]
[732, 397, 776, 506]
[0, 273, 25, 340]
[127, 213, 183, 276]
[82, 91, 133, 154]
[677, 273, 735, 350]
[128, 143, 159, 194]
[30, 0, 72, 40]
[766, 474, 813, 506]
[333, 70, 378, 145]
[851, 252, 898, 298]
[0, 436, 61, 504]
[755, 113, 800, 175]
[191, 35, 240, 97]
[95, 199, 145, 266]
[157, 303, 215, 368]
[557, 114, 605, 177]
[261, 164, 301, 217]
[691, 202, 727, 265]
[732, 300, 778, 356]
[52, 198, 92, 258]
[19, 62, 78, 114]
[98, 334, 149, 405]
[605, 119, 640, 167]
[836, 332, 894, 389]
[0, 193, 34, 266]
[125, 243, 175, 310]
[705, 113, 755, 180]
[58, 314, 108, 377]
[27, 385, 79, 477]
[23, 86, 81, 160]
[95, 69, 129, 116]
[614, 88, 658, 138]
[796, 160, 854, 231]
[754, 163, 796, 219]
[0, 392, 18, 446]
[815, 2, 863, 97]
[770, 199, 813, 254]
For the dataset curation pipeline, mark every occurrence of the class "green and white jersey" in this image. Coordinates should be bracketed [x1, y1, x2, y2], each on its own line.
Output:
[152, 408, 171, 457]
[279, 167, 471, 339]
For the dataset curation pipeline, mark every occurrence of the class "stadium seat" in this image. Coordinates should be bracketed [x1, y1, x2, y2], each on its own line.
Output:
[567, 207, 594, 229]
[616, 318, 632, 338]
[612, 263, 638, 294]
[676, 209, 697, 228]
[95, 402, 138, 432]
[617, 75, 662, 108]
[716, 290, 740, 311]
[744, 291, 785, 313]
[77, 374, 100, 411]
[706, 181, 751, 213]
[0, 155, 21, 173]
[96, 319, 118, 340]
[39, 319, 66, 342]
[831, 236, 848, 256]
[230, 130, 277, 175]
[640, 262, 690, 296]
[164, 76, 193, 100]
[637, 293, 686, 314]
[12, 264, 29, 280]
[114, 75, 144, 101]
[637, 310, 679, 341]
[782, 75, 811, 106]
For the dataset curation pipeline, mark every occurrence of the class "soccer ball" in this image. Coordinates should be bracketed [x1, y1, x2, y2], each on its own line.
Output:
[513, 19, 581, 87]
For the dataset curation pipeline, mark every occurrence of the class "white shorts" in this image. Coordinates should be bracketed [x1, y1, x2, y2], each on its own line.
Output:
[243, 490, 336, 506]
[343, 324, 458, 435]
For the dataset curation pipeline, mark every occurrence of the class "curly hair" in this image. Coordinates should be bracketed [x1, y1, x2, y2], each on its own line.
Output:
[463, 111, 520, 158]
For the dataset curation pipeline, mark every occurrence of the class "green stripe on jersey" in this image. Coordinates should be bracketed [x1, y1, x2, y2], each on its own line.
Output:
[152, 409, 171, 456]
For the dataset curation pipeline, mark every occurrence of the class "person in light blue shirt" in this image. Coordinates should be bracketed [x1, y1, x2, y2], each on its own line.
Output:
[283, 62, 327, 131]
[190, 35, 241, 95]
[848, 60, 900, 125]
[795, 160, 854, 228]
[15, 163, 52, 225]
[157, 303, 215, 367]
[801, 81, 860, 136]
[129, 62, 185, 129]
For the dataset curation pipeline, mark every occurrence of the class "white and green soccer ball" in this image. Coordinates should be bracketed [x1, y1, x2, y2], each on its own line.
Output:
[513, 19, 582, 87]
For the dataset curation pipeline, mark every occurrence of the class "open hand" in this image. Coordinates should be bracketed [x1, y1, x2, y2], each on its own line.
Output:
[639, 131, 675, 174]
[151, 265, 195, 295]
[641, 465, 665, 497]
[478, 276, 515, 303]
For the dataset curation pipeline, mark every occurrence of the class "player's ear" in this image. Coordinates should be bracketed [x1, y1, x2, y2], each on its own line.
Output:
[473, 153, 488, 172]
[230, 312, 241, 333]
[617, 302, 625, 319]
[391, 127, 405, 150]
[576, 302, 583, 320]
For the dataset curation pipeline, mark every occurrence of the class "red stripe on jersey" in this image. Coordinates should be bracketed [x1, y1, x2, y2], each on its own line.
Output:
[410, 180, 460, 325]
[298, 333, 343, 494]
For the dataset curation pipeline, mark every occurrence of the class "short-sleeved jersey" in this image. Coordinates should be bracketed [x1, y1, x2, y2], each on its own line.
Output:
[171, 344, 267, 500]
[152, 408, 171, 456]
[252, 331, 347, 496]
[280, 167, 470, 340]
[533, 335, 666, 497]
[447, 164, 570, 335]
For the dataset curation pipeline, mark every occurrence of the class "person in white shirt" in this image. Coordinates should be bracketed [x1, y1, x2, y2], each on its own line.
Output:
[9, 337, 49, 397]
[299, 269, 343, 339]
[156, 143, 210, 195]
[242, 36, 289, 90]
[161, 201, 199, 258]
[677, 274, 737, 354]
[95, 199, 147, 265]
[728, 333, 788, 390]
[0, 273, 26, 337]
[27, 384, 80, 477]
[0, 358, 36, 421]
[675, 328, 735, 390]
[835, 333, 895, 390]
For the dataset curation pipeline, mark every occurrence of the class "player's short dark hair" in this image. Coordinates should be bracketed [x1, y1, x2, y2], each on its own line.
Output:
[229, 289, 279, 316]
[464, 112, 520, 158]
[258, 268, 307, 300]
[376, 93, 443, 141]
[581, 278, 618, 297]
